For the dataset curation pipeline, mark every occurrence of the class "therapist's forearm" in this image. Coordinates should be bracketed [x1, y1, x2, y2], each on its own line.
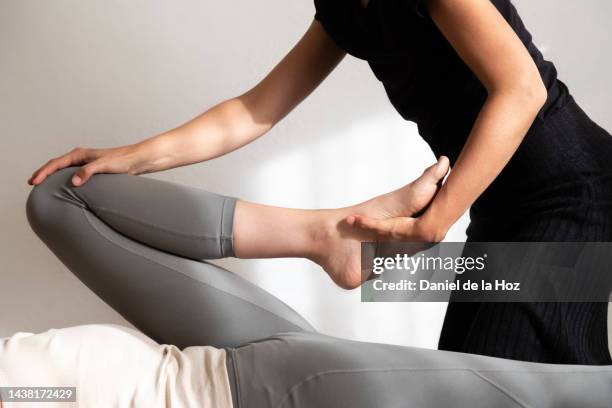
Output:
[131, 96, 272, 174]
[420, 86, 546, 240]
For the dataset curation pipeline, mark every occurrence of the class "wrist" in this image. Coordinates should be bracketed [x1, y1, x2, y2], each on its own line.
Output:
[417, 212, 450, 243]
[135, 132, 180, 173]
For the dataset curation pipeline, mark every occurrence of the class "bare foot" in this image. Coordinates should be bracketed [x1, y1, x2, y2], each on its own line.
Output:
[355, 156, 450, 221]
[312, 157, 450, 289]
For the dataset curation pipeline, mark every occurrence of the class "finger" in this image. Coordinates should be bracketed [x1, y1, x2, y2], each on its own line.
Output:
[352, 215, 396, 237]
[29, 148, 92, 185]
[29, 157, 72, 185]
[28, 161, 53, 185]
[421, 156, 450, 185]
[72, 160, 107, 186]
[356, 215, 419, 241]
[435, 156, 450, 180]
[345, 215, 357, 226]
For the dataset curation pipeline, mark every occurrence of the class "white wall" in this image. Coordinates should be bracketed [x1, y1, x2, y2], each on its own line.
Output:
[1, 0, 610, 350]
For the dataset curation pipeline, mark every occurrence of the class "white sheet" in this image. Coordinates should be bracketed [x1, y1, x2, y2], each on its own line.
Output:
[0, 324, 233, 408]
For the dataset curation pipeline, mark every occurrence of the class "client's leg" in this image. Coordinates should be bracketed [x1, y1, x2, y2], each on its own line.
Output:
[26, 167, 314, 348]
[25, 161, 447, 345]
[228, 331, 612, 408]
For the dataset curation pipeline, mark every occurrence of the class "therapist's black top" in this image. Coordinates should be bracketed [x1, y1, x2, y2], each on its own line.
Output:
[313, 0, 570, 163]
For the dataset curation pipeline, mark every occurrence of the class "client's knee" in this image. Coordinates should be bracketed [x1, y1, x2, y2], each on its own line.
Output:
[26, 167, 81, 238]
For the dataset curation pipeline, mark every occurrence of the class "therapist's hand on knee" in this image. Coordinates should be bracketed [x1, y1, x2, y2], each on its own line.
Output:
[28, 142, 159, 187]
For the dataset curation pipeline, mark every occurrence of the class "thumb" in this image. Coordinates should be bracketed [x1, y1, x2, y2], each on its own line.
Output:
[72, 161, 103, 186]
[433, 156, 450, 180]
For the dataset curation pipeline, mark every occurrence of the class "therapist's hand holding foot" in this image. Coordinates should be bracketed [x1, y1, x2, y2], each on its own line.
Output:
[232, 157, 450, 289]
[320, 156, 450, 289]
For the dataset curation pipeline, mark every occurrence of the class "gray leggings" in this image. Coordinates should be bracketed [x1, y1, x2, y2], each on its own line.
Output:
[26, 167, 612, 408]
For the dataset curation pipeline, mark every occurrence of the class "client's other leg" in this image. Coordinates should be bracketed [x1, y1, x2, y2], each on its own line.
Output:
[0, 324, 232, 407]
[26, 167, 313, 348]
[229, 331, 612, 408]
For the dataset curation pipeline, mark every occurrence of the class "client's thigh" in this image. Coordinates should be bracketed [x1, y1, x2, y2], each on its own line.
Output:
[228, 331, 612, 408]
[26, 167, 313, 348]
[0, 324, 230, 407]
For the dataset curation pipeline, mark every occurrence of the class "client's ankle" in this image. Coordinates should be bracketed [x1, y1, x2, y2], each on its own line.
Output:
[308, 209, 371, 290]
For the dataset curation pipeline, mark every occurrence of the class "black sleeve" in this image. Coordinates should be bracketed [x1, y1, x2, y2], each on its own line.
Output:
[314, 0, 429, 21]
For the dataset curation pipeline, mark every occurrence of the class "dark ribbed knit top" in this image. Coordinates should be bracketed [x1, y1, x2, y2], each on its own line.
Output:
[313, 0, 570, 163]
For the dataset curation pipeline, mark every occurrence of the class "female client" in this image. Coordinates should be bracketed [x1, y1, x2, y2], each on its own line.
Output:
[1, 166, 610, 407]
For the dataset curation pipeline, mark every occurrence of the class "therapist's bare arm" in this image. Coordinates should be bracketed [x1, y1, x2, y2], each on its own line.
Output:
[28, 20, 345, 186]
[350, 0, 547, 241]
